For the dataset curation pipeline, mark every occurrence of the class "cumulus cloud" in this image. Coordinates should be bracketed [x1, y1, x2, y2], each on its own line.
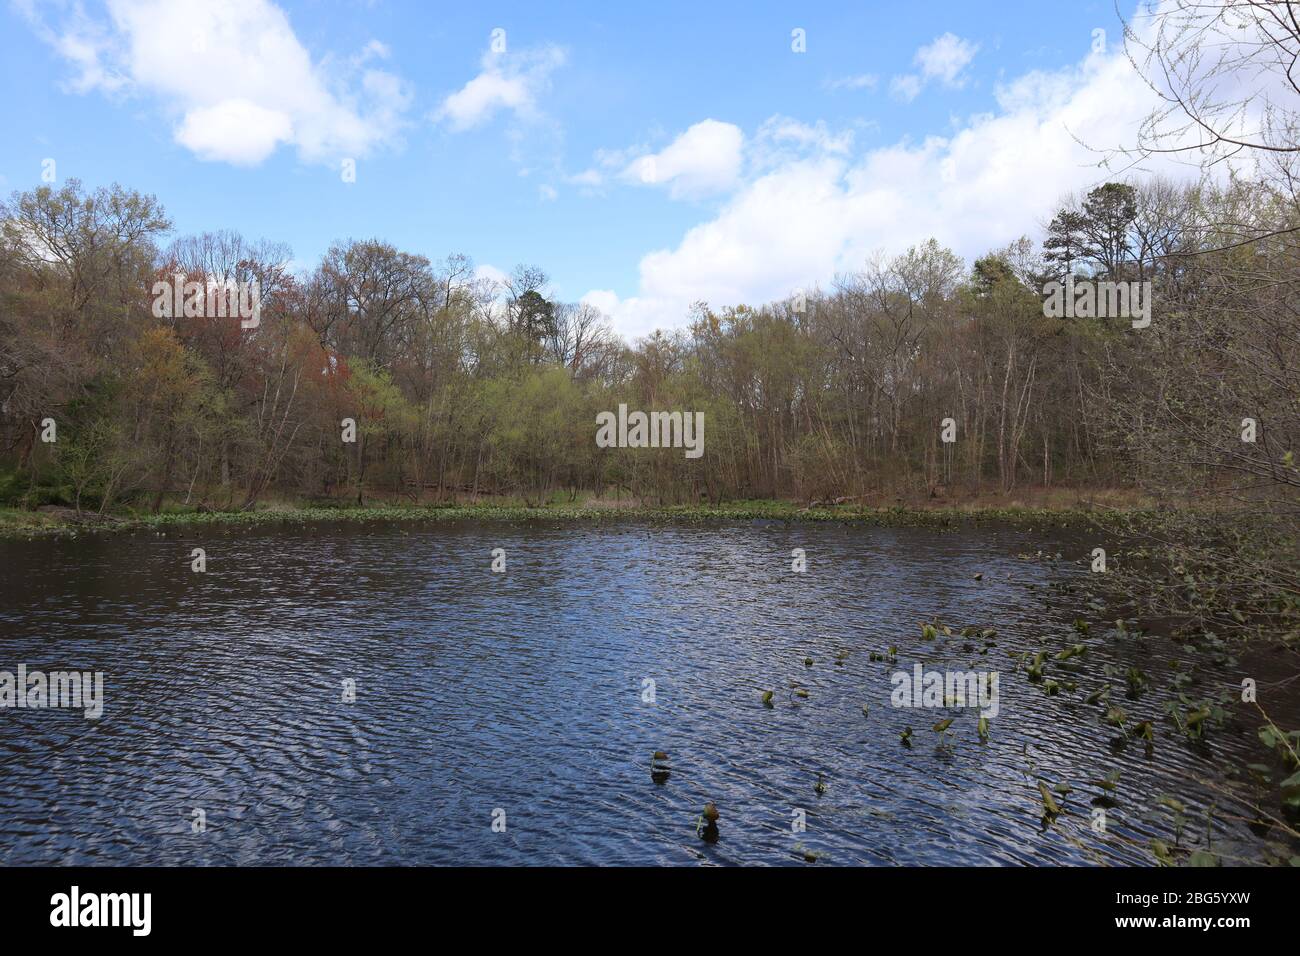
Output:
[174, 99, 293, 165]
[574, 117, 846, 200]
[435, 45, 565, 131]
[752, 116, 854, 166]
[891, 32, 979, 102]
[591, 44, 1200, 340]
[580, 289, 621, 316]
[619, 120, 745, 199]
[569, 121, 746, 199]
[19, 0, 410, 166]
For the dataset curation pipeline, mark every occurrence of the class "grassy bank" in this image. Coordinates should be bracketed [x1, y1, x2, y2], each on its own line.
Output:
[0, 494, 1153, 539]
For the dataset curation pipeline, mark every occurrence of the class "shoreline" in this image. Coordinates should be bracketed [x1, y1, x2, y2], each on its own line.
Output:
[0, 499, 1151, 539]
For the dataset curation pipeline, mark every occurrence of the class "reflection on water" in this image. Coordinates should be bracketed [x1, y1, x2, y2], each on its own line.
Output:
[0, 519, 1294, 865]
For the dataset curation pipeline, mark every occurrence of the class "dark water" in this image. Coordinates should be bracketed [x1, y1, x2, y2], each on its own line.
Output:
[0, 519, 1295, 866]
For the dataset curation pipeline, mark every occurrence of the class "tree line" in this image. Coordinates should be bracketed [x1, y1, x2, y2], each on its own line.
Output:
[0, 169, 1295, 517]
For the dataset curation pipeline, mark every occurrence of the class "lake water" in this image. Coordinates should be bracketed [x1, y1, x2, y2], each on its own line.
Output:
[0, 519, 1295, 865]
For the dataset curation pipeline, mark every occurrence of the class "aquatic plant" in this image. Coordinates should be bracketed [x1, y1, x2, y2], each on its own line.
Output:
[1090, 769, 1121, 792]
[793, 844, 824, 863]
[1151, 838, 1175, 865]
[1104, 705, 1128, 731]
[1085, 685, 1110, 706]
[1038, 781, 1062, 817]
[1255, 706, 1300, 814]
[1026, 651, 1047, 683]
[1124, 666, 1149, 696]
[696, 802, 720, 844]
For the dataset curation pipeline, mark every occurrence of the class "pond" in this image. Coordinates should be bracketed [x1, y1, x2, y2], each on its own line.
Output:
[0, 519, 1295, 865]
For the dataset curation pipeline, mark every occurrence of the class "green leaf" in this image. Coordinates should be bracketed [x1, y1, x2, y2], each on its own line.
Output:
[1038, 782, 1061, 816]
[1150, 839, 1175, 866]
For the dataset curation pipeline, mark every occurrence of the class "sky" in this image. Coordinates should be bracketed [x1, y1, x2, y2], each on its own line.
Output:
[0, 0, 1183, 339]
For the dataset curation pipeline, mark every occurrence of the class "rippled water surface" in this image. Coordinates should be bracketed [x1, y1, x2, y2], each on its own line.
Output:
[0, 519, 1296, 865]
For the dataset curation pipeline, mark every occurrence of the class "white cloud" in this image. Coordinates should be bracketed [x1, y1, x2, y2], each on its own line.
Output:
[567, 168, 604, 188]
[753, 116, 853, 163]
[889, 74, 924, 103]
[619, 120, 744, 199]
[474, 263, 510, 288]
[916, 32, 979, 86]
[14, 0, 128, 94]
[435, 45, 565, 131]
[174, 99, 293, 165]
[891, 32, 979, 102]
[20, 0, 410, 166]
[580, 289, 621, 316]
[576, 117, 841, 200]
[596, 44, 1201, 340]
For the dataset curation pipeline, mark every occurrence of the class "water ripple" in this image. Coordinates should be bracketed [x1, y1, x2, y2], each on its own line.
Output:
[0, 520, 1295, 865]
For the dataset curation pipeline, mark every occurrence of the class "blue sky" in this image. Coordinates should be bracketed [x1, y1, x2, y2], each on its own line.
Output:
[1, 1, 1166, 337]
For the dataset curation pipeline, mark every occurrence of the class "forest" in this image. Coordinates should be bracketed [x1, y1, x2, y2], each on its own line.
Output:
[0, 173, 1294, 518]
